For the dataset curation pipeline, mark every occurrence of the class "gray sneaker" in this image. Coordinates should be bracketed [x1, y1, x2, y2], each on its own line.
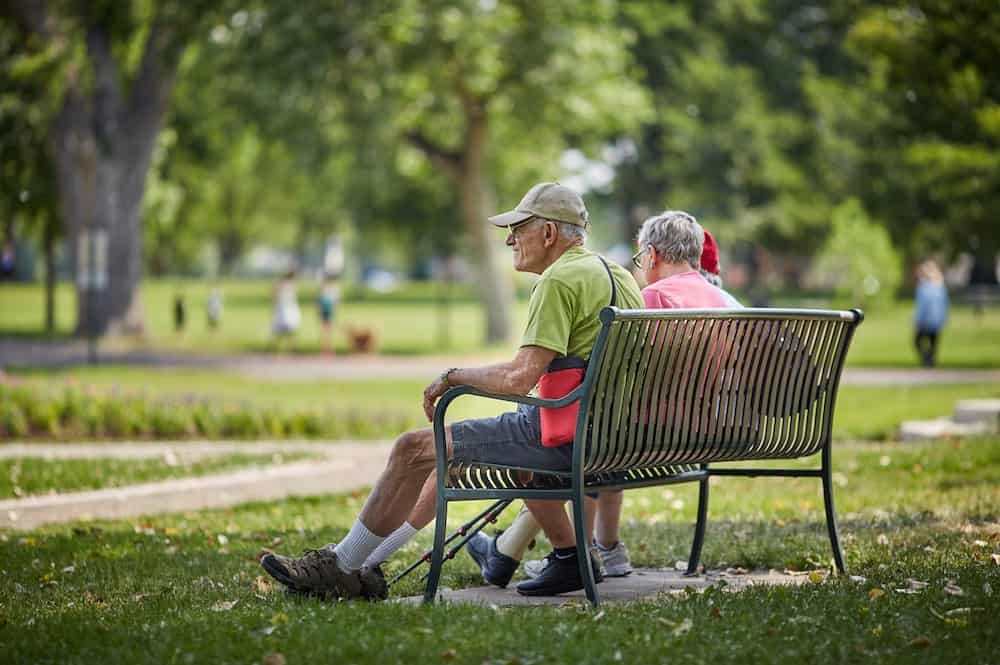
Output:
[259, 546, 363, 599]
[596, 541, 633, 577]
[524, 546, 608, 580]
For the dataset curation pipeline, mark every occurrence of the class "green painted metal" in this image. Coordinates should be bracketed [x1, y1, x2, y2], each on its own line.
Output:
[424, 307, 864, 606]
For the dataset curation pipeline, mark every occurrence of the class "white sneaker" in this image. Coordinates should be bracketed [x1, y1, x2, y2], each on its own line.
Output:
[523, 546, 608, 579]
[595, 541, 633, 577]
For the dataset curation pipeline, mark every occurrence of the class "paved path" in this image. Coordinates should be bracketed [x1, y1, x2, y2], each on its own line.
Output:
[2, 338, 998, 384]
[401, 568, 810, 606]
[0, 441, 392, 530]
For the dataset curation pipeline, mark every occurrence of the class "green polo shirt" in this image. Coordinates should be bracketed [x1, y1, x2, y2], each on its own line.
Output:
[521, 246, 643, 360]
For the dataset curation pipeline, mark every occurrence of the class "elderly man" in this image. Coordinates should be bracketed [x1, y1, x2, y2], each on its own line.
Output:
[259, 182, 642, 600]
[506, 209, 731, 595]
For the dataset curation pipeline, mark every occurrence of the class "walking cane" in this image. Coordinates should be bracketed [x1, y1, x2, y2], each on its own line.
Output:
[388, 499, 513, 586]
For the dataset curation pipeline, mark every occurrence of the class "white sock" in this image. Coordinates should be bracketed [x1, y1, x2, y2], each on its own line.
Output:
[363, 521, 419, 567]
[496, 506, 542, 561]
[332, 520, 385, 573]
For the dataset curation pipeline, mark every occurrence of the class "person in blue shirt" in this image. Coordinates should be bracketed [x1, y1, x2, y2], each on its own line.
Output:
[914, 260, 949, 367]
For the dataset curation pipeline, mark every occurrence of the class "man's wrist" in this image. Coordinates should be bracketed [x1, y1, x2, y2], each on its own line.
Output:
[441, 367, 460, 387]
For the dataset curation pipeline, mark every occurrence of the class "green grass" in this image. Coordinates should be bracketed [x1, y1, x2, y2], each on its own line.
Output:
[3, 280, 999, 365]
[0, 279, 526, 356]
[1, 439, 997, 664]
[0, 452, 318, 499]
[10, 367, 1000, 441]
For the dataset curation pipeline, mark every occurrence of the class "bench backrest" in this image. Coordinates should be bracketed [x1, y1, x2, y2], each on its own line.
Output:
[575, 308, 862, 473]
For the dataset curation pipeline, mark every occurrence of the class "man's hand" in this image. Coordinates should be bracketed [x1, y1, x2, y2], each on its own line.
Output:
[423, 375, 450, 421]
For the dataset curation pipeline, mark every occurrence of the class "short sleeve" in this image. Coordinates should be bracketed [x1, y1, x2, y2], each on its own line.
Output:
[521, 277, 575, 355]
[642, 287, 667, 309]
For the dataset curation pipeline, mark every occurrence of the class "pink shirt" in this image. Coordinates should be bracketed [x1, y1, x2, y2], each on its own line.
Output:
[641, 270, 729, 309]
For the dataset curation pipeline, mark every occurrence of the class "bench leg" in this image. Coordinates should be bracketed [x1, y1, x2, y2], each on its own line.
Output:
[821, 457, 847, 574]
[685, 471, 710, 576]
[571, 490, 600, 607]
[423, 491, 449, 603]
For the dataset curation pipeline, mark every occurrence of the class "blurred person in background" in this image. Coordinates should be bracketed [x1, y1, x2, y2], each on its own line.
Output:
[318, 273, 340, 356]
[272, 269, 301, 348]
[914, 260, 949, 367]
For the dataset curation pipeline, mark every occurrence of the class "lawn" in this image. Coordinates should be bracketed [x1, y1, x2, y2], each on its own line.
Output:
[0, 451, 317, 499]
[9, 367, 1000, 441]
[3, 279, 999, 365]
[1, 438, 997, 664]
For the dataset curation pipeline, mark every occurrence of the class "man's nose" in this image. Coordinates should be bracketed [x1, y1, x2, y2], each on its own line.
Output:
[505, 233, 515, 247]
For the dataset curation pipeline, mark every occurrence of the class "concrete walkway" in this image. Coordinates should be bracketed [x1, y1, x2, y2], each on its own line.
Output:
[402, 568, 810, 606]
[0, 441, 392, 530]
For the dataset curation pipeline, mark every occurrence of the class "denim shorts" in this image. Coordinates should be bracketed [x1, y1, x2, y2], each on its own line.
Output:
[451, 403, 573, 472]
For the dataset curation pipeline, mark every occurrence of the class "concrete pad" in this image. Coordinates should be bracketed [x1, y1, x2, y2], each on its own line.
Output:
[399, 569, 808, 606]
[898, 417, 993, 442]
[953, 399, 1000, 425]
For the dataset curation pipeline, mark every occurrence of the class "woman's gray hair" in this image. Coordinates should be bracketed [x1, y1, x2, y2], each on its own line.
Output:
[637, 210, 703, 268]
[700, 269, 722, 287]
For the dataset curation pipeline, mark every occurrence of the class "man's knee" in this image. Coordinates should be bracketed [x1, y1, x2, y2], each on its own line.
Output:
[388, 428, 435, 472]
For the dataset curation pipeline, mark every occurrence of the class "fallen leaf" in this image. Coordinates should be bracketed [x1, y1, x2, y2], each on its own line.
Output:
[262, 653, 286, 665]
[868, 588, 885, 600]
[991, 554, 1000, 566]
[808, 570, 825, 584]
[61, 565, 75, 574]
[876, 534, 889, 546]
[674, 561, 687, 571]
[905, 579, 929, 590]
[984, 582, 993, 596]
[592, 611, 605, 622]
[943, 582, 965, 596]
[878, 455, 891, 467]
[909, 636, 932, 649]
[441, 648, 457, 659]
[163, 527, 179, 537]
[972, 540, 988, 547]
[672, 618, 693, 637]
[211, 599, 239, 612]
[254, 576, 274, 594]
[943, 607, 975, 617]
[724, 567, 749, 576]
[710, 606, 722, 619]
[849, 575, 867, 584]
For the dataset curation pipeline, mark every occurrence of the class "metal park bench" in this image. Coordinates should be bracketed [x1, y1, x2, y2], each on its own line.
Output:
[425, 307, 864, 606]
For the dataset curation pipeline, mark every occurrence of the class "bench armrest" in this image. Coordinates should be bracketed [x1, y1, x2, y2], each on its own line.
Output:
[431, 384, 585, 469]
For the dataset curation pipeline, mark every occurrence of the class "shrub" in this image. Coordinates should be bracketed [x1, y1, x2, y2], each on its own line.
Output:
[220, 409, 265, 439]
[0, 402, 29, 439]
[102, 400, 147, 438]
[192, 405, 221, 438]
[24, 399, 62, 438]
[149, 405, 195, 439]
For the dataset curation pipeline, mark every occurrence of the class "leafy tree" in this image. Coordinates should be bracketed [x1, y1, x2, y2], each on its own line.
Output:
[1, 0, 229, 335]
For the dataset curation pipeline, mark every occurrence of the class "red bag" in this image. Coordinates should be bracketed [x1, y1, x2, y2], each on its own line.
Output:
[538, 356, 587, 447]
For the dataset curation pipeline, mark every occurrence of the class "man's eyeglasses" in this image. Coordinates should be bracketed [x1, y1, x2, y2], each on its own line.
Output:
[506, 218, 540, 242]
[632, 246, 650, 269]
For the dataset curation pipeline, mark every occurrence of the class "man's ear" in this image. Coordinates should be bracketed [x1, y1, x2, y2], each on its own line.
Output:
[544, 221, 559, 246]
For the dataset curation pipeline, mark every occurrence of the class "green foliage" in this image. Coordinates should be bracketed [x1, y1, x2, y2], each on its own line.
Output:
[814, 199, 902, 309]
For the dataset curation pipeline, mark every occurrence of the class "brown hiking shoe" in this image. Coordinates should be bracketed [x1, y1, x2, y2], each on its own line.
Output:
[359, 563, 388, 601]
[259, 547, 363, 600]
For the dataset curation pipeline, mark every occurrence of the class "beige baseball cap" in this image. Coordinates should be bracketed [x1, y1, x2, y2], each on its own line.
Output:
[488, 182, 589, 228]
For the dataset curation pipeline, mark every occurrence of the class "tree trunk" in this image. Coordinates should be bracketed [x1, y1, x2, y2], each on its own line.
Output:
[48, 20, 179, 337]
[459, 100, 512, 344]
[43, 213, 56, 334]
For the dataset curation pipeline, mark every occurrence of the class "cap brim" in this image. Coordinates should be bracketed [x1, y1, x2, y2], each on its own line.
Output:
[488, 210, 534, 227]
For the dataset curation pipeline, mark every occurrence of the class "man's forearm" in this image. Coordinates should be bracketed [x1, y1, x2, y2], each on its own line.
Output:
[444, 362, 533, 396]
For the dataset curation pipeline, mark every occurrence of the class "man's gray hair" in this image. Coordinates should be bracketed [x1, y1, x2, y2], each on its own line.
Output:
[555, 220, 586, 244]
[637, 210, 703, 268]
